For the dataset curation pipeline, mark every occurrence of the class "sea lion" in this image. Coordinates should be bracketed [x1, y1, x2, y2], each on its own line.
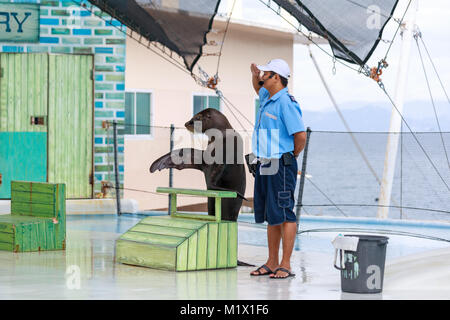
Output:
[150, 108, 246, 222]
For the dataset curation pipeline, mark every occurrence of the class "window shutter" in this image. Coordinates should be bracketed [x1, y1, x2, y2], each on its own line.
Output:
[136, 93, 150, 135]
[125, 92, 135, 134]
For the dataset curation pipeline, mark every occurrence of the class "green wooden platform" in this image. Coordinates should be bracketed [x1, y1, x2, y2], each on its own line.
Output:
[115, 187, 238, 271]
[0, 181, 66, 252]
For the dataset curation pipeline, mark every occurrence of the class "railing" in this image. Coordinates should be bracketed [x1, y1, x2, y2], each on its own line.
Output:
[102, 122, 450, 222]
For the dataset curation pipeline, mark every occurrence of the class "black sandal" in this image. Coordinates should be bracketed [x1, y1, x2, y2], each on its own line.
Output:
[270, 267, 296, 279]
[250, 264, 274, 276]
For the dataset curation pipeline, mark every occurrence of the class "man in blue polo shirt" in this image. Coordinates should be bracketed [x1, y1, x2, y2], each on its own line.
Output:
[248, 59, 306, 279]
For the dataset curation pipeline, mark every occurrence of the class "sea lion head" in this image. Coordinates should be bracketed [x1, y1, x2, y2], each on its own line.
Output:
[185, 108, 232, 134]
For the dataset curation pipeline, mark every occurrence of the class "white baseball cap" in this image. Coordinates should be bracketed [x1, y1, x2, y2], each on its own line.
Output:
[257, 58, 290, 79]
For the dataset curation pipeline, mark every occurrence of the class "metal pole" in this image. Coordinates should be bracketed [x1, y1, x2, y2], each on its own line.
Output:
[296, 127, 312, 232]
[113, 120, 122, 216]
[168, 124, 174, 215]
[377, 0, 419, 219]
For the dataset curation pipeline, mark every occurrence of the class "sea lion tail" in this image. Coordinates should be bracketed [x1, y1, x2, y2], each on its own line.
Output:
[237, 260, 256, 267]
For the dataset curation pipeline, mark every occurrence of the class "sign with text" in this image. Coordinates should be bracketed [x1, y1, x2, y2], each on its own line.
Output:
[0, 3, 39, 42]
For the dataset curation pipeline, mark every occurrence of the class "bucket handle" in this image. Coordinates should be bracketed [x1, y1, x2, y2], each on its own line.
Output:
[333, 249, 346, 271]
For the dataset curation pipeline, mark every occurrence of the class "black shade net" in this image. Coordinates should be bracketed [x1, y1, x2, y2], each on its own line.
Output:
[87, 0, 221, 72]
[86, 0, 399, 72]
[274, 0, 399, 66]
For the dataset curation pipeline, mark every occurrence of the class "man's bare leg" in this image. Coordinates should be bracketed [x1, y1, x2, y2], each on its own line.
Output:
[250, 224, 282, 275]
[270, 221, 297, 278]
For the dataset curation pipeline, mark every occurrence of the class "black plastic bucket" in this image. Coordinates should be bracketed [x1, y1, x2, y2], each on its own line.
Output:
[338, 235, 389, 294]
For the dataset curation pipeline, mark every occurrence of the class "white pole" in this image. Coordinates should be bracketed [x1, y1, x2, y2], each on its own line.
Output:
[377, 0, 419, 219]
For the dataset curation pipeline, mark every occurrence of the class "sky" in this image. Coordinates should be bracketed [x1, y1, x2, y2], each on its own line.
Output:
[218, 0, 450, 116]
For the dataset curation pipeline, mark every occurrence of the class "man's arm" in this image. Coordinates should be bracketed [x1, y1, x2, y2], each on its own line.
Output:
[250, 63, 262, 95]
[293, 131, 307, 158]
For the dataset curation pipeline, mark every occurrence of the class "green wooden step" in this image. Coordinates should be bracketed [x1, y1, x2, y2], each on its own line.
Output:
[0, 181, 66, 252]
[0, 218, 57, 252]
[116, 215, 237, 271]
[116, 187, 238, 271]
[11, 181, 57, 194]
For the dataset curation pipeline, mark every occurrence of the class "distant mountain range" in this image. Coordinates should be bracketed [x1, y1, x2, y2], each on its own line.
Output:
[302, 100, 450, 132]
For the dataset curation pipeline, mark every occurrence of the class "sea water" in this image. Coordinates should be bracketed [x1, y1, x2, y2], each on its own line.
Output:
[294, 131, 450, 222]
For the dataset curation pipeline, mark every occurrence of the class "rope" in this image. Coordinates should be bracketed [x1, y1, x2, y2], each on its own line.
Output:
[216, 0, 236, 76]
[414, 34, 450, 171]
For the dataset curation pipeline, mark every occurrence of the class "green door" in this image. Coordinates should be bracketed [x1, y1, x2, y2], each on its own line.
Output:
[0, 53, 48, 198]
[0, 53, 93, 199]
[48, 54, 93, 199]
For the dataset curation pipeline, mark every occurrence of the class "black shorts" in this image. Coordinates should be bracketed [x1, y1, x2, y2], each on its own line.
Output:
[253, 154, 298, 225]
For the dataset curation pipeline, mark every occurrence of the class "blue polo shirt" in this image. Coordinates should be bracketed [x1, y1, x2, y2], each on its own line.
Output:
[252, 87, 305, 159]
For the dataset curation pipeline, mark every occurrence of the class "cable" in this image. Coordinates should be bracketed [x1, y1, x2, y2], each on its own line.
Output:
[342, 0, 403, 22]
[401, 137, 448, 206]
[115, 186, 219, 199]
[216, 0, 236, 76]
[304, 178, 348, 217]
[297, 227, 450, 243]
[236, 222, 450, 243]
[300, 204, 450, 215]
[382, 0, 413, 62]
[74, 1, 211, 88]
[308, 46, 382, 186]
[418, 36, 450, 105]
[415, 36, 450, 171]
[214, 91, 248, 132]
[257, 0, 363, 74]
[378, 85, 450, 193]
[218, 91, 254, 127]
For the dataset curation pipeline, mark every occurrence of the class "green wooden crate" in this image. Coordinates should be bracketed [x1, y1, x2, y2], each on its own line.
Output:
[115, 188, 238, 271]
[0, 181, 66, 252]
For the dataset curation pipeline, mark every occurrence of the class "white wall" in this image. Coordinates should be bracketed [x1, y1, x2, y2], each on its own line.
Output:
[124, 20, 294, 211]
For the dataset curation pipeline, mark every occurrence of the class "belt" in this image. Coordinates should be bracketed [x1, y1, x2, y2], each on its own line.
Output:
[251, 152, 293, 165]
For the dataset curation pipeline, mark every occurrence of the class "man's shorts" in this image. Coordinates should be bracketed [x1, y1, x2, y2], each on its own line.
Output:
[253, 153, 298, 226]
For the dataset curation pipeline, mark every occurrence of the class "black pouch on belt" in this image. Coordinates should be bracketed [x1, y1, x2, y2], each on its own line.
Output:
[245, 153, 258, 177]
[282, 152, 293, 166]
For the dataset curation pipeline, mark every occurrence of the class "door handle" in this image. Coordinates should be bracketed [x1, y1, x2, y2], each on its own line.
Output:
[30, 116, 46, 125]
[0, 173, 2, 186]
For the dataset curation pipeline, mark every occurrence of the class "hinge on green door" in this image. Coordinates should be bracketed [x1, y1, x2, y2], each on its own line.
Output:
[89, 173, 93, 185]
[90, 69, 94, 81]
[0, 67, 3, 78]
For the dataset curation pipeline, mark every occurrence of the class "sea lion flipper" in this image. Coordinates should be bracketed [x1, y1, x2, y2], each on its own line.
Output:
[150, 148, 203, 173]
